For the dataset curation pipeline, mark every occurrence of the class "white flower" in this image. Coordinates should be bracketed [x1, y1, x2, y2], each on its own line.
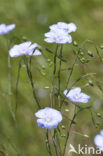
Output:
[9, 41, 42, 57]
[49, 22, 77, 33]
[0, 24, 16, 35]
[64, 87, 90, 103]
[35, 107, 62, 129]
[94, 130, 103, 151]
[44, 29, 72, 44]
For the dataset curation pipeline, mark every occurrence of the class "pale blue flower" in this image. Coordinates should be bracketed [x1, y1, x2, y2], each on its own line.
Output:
[64, 87, 90, 103]
[0, 24, 16, 35]
[9, 41, 42, 57]
[44, 29, 72, 44]
[94, 130, 103, 151]
[49, 22, 77, 33]
[35, 107, 62, 129]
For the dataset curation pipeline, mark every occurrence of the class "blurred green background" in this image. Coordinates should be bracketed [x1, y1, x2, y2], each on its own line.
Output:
[0, 0, 103, 155]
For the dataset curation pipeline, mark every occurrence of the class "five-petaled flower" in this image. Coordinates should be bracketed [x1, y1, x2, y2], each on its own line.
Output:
[44, 29, 72, 44]
[44, 21, 77, 44]
[35, 107, 62, 129]
[49, 22, 77, 33]
[0, 24, 16, 35]
[64, 87, 90, 103]
[9, 41, 42, 57]
[94, 130, 103, 151]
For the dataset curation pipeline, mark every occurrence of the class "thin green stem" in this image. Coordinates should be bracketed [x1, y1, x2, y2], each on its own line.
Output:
[44, 47, 66, 62]
[90, 109, 96, 127]
[71, 73, 96, 88]
[63, 106, 76, 156]
[46, 130, 52, 156]
[6, 37, 16, 121]
[29, 56, 32, 71]
[54, 44, 59, 75]
[60, 49, 80, 109]
[55, 129, 62, 156]
[95, 47, 103, 62]
[58, 45, 63, 108]
[15, 58, 22, 114]
[51, 44, 59, 107]
[66, 49, 80, 89]
[63, 105, 92, 156]
[52, 130, 59, 156]
[8, 53, 16, 121]
[23, 56, 41, 109]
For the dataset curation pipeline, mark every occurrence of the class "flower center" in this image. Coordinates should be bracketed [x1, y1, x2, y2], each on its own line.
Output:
[75, 94, 79, 99]
[46, 118, 51, 122]
[65, 26, 69, 30]
[56, 37, 60, 41]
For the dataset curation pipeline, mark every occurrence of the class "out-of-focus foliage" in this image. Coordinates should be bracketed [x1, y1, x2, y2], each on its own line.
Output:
[0, 0, 103, 155]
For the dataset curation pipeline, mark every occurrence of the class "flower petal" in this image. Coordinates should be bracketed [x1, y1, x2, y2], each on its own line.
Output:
[9, 41, 31, 57]
[0, 24, 16, 35]
[44, 107, 62, 122]
[57, 22, 67, 28]
[0, 24, 7, 34]
[9, 45, 22, 57]
[18, 41, 31, 49]
[78, 93, 90, 103]
[67, 23, 77, 33]
[94, 134, 103, 147]
[33, 49, 42, 56]
[27, 43, 42, 56]
[64, 87, 81, 98]
[99, 146, 103, 152]
[29, 43, 38, 50]
[49, 24, 59, 30]
[35, 108, 47, 118]
[7, 24, 16, 32]
[100, 130, 103, 136]
[44, 38, 55, 43]
[37, 118, 60, 129]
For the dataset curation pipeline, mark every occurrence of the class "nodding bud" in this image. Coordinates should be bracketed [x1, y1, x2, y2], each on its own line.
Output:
[22, 36, 28, 41]
[84, 134, 89, 138]
[73, 41, 78, 46]
[64, 109, 69, 112]
[61, 125, 65, 129]
[88, 80, 94, 86]
[61, 134, 66, 137]
[87, 51, 94, 57]
[100, 45, 103, 49]
[97, 113, 101, 118]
